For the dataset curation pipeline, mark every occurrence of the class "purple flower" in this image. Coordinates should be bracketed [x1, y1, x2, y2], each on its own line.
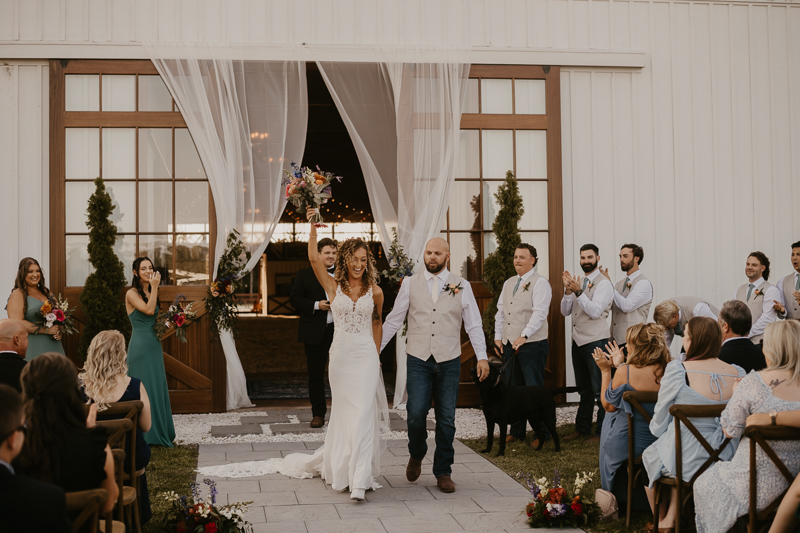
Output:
[190, 481, 201, 503]
[553, 469, 561, 488]
[203, 479, 218, 505]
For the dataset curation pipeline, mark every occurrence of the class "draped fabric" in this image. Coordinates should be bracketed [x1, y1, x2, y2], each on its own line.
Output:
[145, 43, 308, 409]
[317, 59, 470, 407]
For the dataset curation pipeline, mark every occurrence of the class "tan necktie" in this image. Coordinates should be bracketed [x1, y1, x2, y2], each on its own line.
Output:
[430, 274, 439, 303]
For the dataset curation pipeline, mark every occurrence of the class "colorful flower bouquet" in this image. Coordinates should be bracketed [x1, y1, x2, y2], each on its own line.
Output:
[206, 230, 251, 338]
[161, 479, 254, 533]
[517, 469, 600, 528]
[154, 294, 198, 343]
[35, 294, 78, 336]
[380, 227, 416, 336]
[282, 162, 342, 227]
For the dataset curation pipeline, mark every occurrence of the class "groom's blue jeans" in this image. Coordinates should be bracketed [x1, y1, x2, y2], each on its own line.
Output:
[406, 354, 460, 478]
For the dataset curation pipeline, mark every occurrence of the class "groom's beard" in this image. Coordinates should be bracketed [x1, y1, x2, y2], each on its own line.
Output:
[425, 260, 446, 274]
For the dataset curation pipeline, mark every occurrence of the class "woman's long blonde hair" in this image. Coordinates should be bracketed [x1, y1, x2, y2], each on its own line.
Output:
[625, 323, 672, 384]
[79, 330, 128, 411]
[763, 320, 800, 384]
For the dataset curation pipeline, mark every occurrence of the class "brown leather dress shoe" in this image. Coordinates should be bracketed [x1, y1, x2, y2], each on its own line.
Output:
[562, 432, 584, 441]
[406, 457, 423, 482]
[437, 475, 456, 493]
[310, 416, 325, 428]
[529, 439, 541, 448]
[505, 435, 520, 443]
[588, 435, 601, 442]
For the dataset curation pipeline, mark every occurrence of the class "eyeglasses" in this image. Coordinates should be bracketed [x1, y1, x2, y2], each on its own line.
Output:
[0, 422, 27, 443]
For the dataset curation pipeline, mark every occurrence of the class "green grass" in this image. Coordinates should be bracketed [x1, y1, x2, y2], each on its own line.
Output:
[461, 424, 652, 533]
[143, 444, 199, 533]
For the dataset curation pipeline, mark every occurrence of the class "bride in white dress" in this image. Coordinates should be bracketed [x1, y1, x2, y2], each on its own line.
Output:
[199, 210, 390, 501]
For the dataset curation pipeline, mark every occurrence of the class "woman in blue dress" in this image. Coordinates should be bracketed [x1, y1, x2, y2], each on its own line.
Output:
[593, 323, 671, 512]
[6, 257, 66, 360]
[641, 316, 745, 531]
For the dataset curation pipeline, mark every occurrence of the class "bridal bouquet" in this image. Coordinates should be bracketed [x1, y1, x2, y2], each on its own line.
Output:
[35, 294, 78, 336]
[154, 293, 198, 343]
[517, 469, 600, 528]
[282, 162, 342, 227]
[161, 479, 254, 533]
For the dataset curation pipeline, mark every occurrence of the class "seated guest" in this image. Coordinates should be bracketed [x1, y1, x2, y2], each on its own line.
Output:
[694, 321, 800, 533]
[80, 330, 153, 523]
[0, 319, 28, 392]
[653, 297, 719, 358]
[718, 300, 767, 373]
[594, 323, 671, 512]
[0, 384, 70, 533]
[15, 352, 118, 515]
[641, 317, 745, 531]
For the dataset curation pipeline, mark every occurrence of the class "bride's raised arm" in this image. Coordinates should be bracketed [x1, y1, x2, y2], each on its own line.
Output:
[307, 208, 338, 298]
[372, 285, 384, 354]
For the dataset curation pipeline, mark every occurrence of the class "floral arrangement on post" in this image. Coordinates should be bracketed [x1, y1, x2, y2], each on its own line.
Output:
[153, 294, 198, 343]
[161, 479, 254, 533]
[282, 162, 342, 227]
[35, 295, 78, 336]
[206, 229, 251, 338]
[517, 469, 600, 528]
[380, 227, 416, 335]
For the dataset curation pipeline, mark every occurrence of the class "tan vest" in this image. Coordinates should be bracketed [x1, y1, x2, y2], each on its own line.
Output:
[736, 280, 773, 343]
[782, 274, 800, 319]
[672, 297, 720, 335]
[405, 272, 464, 362]
[500, 272, 549, 344]
[610, 273, 653, 344]
[570, 275, 612, 347]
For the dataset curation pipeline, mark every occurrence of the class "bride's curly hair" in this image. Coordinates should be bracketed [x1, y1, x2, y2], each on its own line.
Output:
[333, 238, 379, 297]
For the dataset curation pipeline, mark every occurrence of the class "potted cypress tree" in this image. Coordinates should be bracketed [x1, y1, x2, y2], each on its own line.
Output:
[481, 170, 524, 341]
[78, 177, 132, 359]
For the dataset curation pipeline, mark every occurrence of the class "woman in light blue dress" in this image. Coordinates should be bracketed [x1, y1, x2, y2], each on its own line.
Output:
[694, 321, 800, 533]
[642, 317, 745, 531]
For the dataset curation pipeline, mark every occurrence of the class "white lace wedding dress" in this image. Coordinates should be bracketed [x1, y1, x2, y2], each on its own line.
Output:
[199, 286, 390, 495]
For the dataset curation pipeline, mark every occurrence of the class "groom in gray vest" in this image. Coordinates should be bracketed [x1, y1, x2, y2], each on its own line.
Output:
[604, 243, 653, 350]
[381, 238, 489, 494]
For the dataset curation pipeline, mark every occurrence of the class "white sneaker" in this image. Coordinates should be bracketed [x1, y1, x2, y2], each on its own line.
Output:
[350, 488, 365, 501]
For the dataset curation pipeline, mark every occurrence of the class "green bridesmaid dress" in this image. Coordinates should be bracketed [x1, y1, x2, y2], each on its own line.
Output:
[24, 296, 66, 360]
[127, 309, 175, 447]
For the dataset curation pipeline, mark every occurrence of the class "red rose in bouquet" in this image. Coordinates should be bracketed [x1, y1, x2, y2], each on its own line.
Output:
[175, 315, 186, 327]
[204, 523, 218, 533]
[54, 309, 66, 322]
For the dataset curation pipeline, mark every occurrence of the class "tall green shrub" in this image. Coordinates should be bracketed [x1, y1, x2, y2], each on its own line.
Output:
[78, 177, 131, 359]
[482, 170, 524, 337]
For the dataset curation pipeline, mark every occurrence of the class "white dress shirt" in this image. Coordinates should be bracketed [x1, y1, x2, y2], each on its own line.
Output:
[381, 268, 488, 360]
[494, 268, 552, 341]
[733, 277, 780, 339]
[664, 303, 718, 348]
[560, 268, 614, 319]
[312, 270, 336, 324]
[611, 270, 653, 313]
[775, 271, 800, 316]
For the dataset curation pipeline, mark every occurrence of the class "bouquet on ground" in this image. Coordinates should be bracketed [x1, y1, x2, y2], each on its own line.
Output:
[154, 294, 198, 343]
[517, 469, 600, 528]
[206, 229, 251, 338]
[161, 479, 254, 533]
[282, 162, 342, 227]
[35, 295, 78, 336]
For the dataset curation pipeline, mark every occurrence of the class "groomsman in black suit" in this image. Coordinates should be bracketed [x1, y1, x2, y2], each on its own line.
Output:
[717, 300, 767, 373]
[290, 238, 337, 428]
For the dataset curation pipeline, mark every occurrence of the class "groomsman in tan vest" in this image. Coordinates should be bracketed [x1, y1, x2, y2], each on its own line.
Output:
[654, 297, 719, 356]
[734, 251, 780, 344]
[560, 244, 614, 441]
[773, 241, 800, 321]
[601, 243, 653, 351]
[494, 243, 552, 448]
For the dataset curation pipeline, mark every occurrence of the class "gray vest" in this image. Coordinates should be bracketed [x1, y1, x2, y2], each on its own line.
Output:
[782, 274, 800, 319]
[405, 272, 464, 363]
[500, 272, 548, 344]
[673, 297, 720, 335]
[737, 280, 773, 343]
[610, 273, 653, 344]
[570, 275, 612, 347]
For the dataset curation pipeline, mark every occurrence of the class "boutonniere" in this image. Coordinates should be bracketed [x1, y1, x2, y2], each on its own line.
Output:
[754, 288, 765, 298]
[586, 281, 594, 290]
[442, 282, 463, 297]
[522, 282, 531, 292]
[625, 282, 632, 289]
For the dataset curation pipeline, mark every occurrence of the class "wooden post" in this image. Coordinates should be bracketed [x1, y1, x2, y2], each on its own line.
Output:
[260, 253, 268, 316]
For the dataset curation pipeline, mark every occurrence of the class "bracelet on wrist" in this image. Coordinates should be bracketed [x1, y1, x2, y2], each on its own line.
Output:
[574, 289, 584, 297]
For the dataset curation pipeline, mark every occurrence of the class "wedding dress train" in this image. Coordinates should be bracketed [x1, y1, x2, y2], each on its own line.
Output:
[199, 286, 390, 497]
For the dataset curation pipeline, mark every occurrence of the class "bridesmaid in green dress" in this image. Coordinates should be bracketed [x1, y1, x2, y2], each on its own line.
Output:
[126, 256, 175, 447]
[6, 258, 65, 360]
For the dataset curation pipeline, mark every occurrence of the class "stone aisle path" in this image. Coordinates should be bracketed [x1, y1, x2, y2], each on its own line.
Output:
[197, 439, 540, 532]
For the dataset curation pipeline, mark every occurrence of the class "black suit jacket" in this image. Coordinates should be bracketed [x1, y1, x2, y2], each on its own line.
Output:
[0, 351, 26, 392]
[719, 338, 767, 373]
[0, 464, 71, 533]
[290, 267, 332, 345]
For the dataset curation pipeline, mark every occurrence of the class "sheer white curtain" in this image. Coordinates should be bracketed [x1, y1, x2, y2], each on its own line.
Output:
[317, 59, 470, 407]
[145, 43, 308, 410]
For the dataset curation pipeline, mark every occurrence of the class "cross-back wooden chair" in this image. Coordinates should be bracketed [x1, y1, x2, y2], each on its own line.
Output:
[622, 390, 659, 527]
[64, 489, 107, 533]
[97, 450, 127, 533]
[95, 419, 137, 532]
[101, 400, 144, 533]
[744, 424, 800, 533]
[653, 403, 732, 533]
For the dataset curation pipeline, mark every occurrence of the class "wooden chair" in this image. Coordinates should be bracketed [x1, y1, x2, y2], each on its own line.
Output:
[65, 489, 108, 533]
[622, 390, 659, 526]
[95, 419, 137, 532]
[653, 403, 731, 533]
[101, 400, 145, 533]
[745, 424, 800, 533]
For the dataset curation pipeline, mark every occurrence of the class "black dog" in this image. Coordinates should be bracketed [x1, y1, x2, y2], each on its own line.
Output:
[471, 362, 580, 456]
